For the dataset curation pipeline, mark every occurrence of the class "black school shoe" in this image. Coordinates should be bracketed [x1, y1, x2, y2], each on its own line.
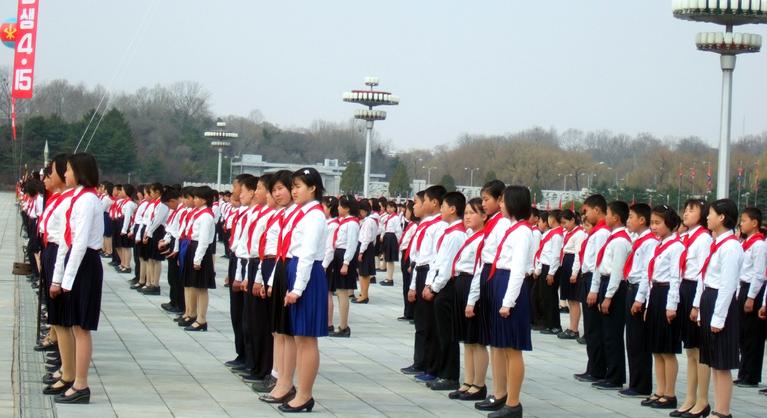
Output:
[475, 395, 507, 411]
[540, 327, 562, 335]
[574, 372, 598, 382]
[650, 396, 677, 409]
[429, 378, 459, 391]
[557, 329, 579, 339]
[329, 327, 351, 338]
[592, 381, 622, 390]
[488, 403, 522, 418]
[54, 387, 90, 404]
[251, 375, 277, 393]
[400, 365, 423, 375]
[379, 280, 394, 286]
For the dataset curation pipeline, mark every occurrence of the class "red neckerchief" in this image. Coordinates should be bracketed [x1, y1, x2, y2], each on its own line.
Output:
[402, 221, 420, 263]
[40, 190, 76, 246]
[38, 192, 62, 237]
[701, 233, 739, 281]
[560, 226, 583, 262]
[437, 222, 466, 252]
[622, 230, 658, 280]
[166, 203, 184, 226]
[258, 207, 282, 259]
[132, 199, 150, 227]
[742, 233, 765, 252]
[451, 229, 483, 277]
[415, 215, 443, 252]
[278, 202, 324, 260]
[148, 198, 163, 222]
[648, 236, 681, 282]
[489, 220, 532, 279]
[596, 227, 630, 270]
[187, 207, 214, 238]
[679, 226, 710, 277]
[243, 205, 272, 254]
[399, 221, 416, 246]
[230, 205, 259, 248]
[582, 219, 609, 267]
[476, 211, 503, 265]
[535, 226, 564, 262]
[227, 208, 245, 245]
[333, 216, 360, 249]
[64, 188, 98, 247]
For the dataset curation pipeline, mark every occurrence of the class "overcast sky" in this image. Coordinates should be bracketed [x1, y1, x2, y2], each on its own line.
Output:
[2, 0, 767, 150]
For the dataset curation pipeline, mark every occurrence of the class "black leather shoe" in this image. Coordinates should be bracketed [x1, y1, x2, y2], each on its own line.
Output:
[681, 404, 710, 418]
[429, 378, 459, 391]
[329, 326, 351, 338]
[640, 393, 661, 406]
[369, 277, 376, 284]
[224, 359, 244, 368]
[43, 380, 72, 395]
[379, 280, 394, 286]
[34, 342, 58, 352]
[400, 365, 423, 375]
[574, 372, 598, 382]
[46, 364, 60, 373]
[259, 387, 296, 404]
[475, 395, 507, 411]
[592, 381, 622, 390]
[252, 375, 277, 393]
[488, 403, 522, 418]
[177, 317, 196, 327]
[278, 397, 314, 413]
[651, 396, 677, 409]
[242, 374, 263, 384]
[129, 278, 139, 284]
[42, 373, 60, 385]
[396, 316, 412, 321]
[669, 407, 691, 417]
[351, 298, 369, 304]
[54, 386, 90, 404]
[130, 282, 144, 290]
[448, 383, 471, 399]
[161, 303, 177, 312]
[327, 325, 335, 333]
[184, 322, 207, 332]
[460, 385, 487, 401]
[139, 286, 160, 295]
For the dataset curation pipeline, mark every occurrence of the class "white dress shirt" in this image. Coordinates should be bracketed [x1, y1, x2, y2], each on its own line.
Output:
[233, 205, 262, 281]
[740, 236, 766, 300]
[454, 229, 483, 276]
[581, 222, 610, 274]
[692, 231, 744, 328]
[562, 227, 587, 275]
[681, 226, 712, 281]
[428, 220, 467, 292]
[647, 235, 685, 311]
[358, 216, 378, 253]
[266, 204, 298, 287]
[625, 229, 659, 304]
[384, 213, 403, 239]
[53, 187, 104, 290]
[144, 202, 169, 238]
[121, 201, 138, 234]
[255, 207, 283, 286]
[191, 208, 215, 265]
[593, 227, 633, 298]
[334, 216, 360, 265]
[528, 227, 541, 275]
[399, 222, 418, 252]
[286, 201, 327, 297]
[496, 220, 533, 308]
[322, 218, 339, 269]
[45, 191, 74, 246]
[413, 214, 447, 268]
[535, 227, 564, 276]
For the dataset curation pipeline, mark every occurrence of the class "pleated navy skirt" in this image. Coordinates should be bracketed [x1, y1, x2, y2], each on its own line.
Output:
[146, 226, 166, 261]
[358, 244, 376, 276]
[489, 269, 532, 350]
[382, 232, 399, 262]
[331, 247, 359, 290]
[270, 259, 292, 335]
[679, 279, 701, 349]
[42, 243, 67, 325]
[183, 240, 216, 289]
[647, 285, 681, 354]
[178, 238, 191, 281]
[61, 248, 103, 331]
[103, 212, 112, 237]
[454, 272, 480, 344]
[110, 218, 122, 244]
[558, 253, 579, 301]
[477, 263, 493, 346]
[699, 287, 739, 370]
[287, 258, 329, 337]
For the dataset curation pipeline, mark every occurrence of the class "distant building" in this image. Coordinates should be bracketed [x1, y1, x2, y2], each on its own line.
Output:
[537, 189, 589, 209]
[230, 154, 346, 195]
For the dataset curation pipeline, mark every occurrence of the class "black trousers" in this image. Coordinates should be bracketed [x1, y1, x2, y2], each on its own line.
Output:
[434, 280, 460, 381]
[133, 244, 141, 280]
[229, 258, 247, 360]
[167, 253, 184, 310]
[540, 265, 561, 330]
[598, 277, 626, 385]
[580, 273, 606, 378]
[243, 258, 274, 377]
[413, 265, 437, 373]
[738, 282, 767, 384]
[625, 282, 652, 394]
[401, 254, 414, 319]
[530, 274, 546, 327]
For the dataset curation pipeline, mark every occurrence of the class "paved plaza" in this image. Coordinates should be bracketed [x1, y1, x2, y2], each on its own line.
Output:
[1, 192, 764, 417]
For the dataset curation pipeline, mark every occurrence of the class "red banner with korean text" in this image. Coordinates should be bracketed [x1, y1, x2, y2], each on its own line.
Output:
[12, 0, 39, 99]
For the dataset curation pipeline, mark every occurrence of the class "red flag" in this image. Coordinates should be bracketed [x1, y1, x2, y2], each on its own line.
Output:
[12, 0, 39, 99]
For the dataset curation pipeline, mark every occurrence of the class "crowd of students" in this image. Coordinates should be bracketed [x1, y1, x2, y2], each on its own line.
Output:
[19, 166, 766, 417]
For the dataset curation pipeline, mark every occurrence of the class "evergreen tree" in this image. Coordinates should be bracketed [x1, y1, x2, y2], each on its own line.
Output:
[389, 161, 411, 197]
[341, 162, 363, 194]
[440, 174, 457, 192]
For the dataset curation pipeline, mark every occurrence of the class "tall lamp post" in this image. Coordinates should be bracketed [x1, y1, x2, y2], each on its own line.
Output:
[343, 77, 399, 197]
[204, 118, 239, 191]
[465, 167, 480, 187]
[673, 1, 764, 199]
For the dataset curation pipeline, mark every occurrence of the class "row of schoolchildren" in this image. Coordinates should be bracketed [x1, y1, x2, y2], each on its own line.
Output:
[21, 153, 108, 405]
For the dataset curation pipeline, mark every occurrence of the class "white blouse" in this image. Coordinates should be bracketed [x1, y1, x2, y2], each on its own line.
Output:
[496, 220, 533, 308]
[467, 213, 511, 306]
[321, 219, 339, 269]
[358, 216, 378, 253]
[454, 229, 483, 276]
[191, 208, 215, 265]
[740, 237, 766, 300]
[562, 227, 587, 275]
[335, 216, 360, 265]
[120, 201, 138, 234]
[53, 187, 104, 290]
[399, 222, 417, 252]
[285, 201, 327, 297]
[413, 214, 447, 268]
[625, 229, 659, 304]
[693, 231, 743, 328]
[647, 235, 685, 311]
[384, 213, 403, 238]
[681, 226, 712, 281]
[144, 202, 169, 238]
[45, 192, 74, 246]
[535, 227, 564, 276]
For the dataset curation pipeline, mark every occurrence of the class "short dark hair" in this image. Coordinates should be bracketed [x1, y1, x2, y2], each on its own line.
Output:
[424, 185, 447, 205]
[630, 203, 651, 226]
[558, 209, 576, 223]
[710, 199, 739, 230]
[258, 173, 273, 189]
[583, 194, 607, 213]
[67, 153, 99, 188]
[503, 185, 531, 221]
[548, 209, 562, 223]
[684, 198, 708, 227]
[538, 210, 549, 226]
[123, 184, 136, 199]
[292, 167, 324, 200]
[162, 187, 181, 203]
[386, 201, 397, 210]
[241, 175, 259, 191]
[415, 190, 426, 200]
[149, 182, 163, 194]
[49, 153, 70, 183]
[270, 170, 293, 193]
[323, 196, 339, 218]
[608, 201, 629, 225]
[339, 194, 359, 217]
[370, 198, 381, 212]
[181, 186, 194, 198]
[234, 173, 254, 184]
[530, 207, 540, 219]
[467, 197, 484, 218]
[742, 207, 763, 230]
[102, 181, 114, 195]
[652, 205, 681, 231]
[193, 186, 216, 207]
[358, 199, 371, 215]
[481, 179, 505, 199]
[406, 200, 419, 222]
[443, 191, 466, 218]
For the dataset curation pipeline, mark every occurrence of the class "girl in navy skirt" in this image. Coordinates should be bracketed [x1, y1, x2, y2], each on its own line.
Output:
[183, 186, 216, 332]
[450, 197, 488, 401]
[466, 179, 510, 412]
[399, 201, 418, 321]
[129, 186, 149, 289]
[355, 200, 377, 303]
[642, 205, 684, 410]
[39, 154, 76, 397]
[141, 183, 169, 294]
[690, 199, 744, 418]
[557, 209, 587, 339]
[380, 201, 402, 286]
[736, 208, 766, 388]
[321, 196, 339, 332]
[277, 168, 328, 413]
[328, 195, 360, 338]
[117, 185, 137, 274]
[675, 199, 713, 417]
[486, 185, 533, 418]
[49, 153, 104, 404]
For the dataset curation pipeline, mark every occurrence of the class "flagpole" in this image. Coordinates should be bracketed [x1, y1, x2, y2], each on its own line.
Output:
[677, 162, 682, 212]
[737, 160, 742, 211]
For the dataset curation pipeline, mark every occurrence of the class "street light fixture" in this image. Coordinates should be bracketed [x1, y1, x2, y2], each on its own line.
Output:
[342, 77, 400, 197]
[673, 1, 765, 199]
[464, 167, 480, 187]
[423, 166, 438, 185]
[204, 118, 239, 191]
